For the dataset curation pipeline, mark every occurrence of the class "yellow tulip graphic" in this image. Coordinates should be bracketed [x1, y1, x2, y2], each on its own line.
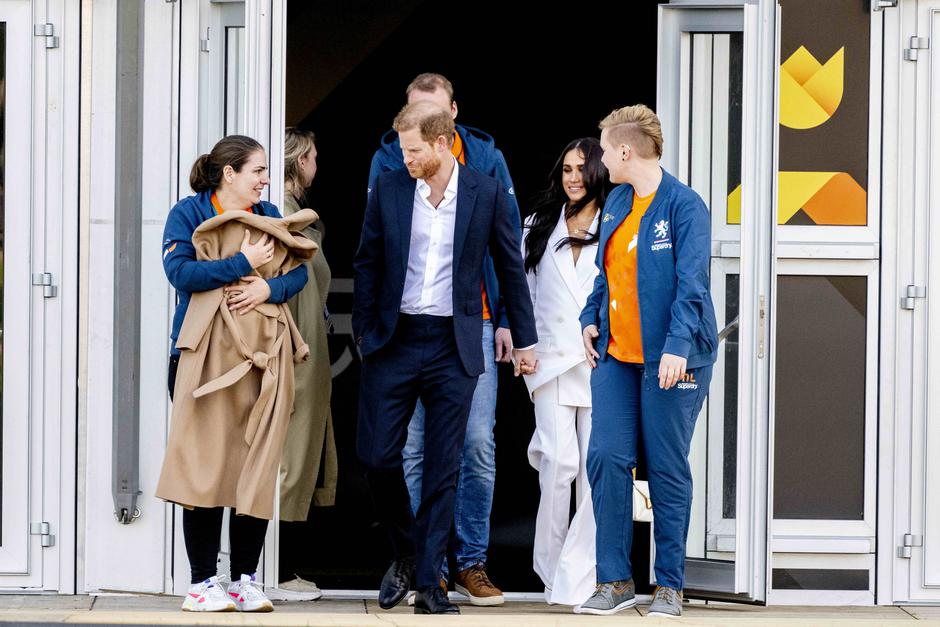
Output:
[780, 46, 844, 129]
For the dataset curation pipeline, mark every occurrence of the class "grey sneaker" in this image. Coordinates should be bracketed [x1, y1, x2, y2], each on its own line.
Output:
[266, 575, 322, 601]
[647, 586, 682, 618]
[574, 580, 636, 615]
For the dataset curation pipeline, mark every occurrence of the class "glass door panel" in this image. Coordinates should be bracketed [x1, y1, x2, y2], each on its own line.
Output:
[0, 0, 35, 575]
[657, 3, 770, 601]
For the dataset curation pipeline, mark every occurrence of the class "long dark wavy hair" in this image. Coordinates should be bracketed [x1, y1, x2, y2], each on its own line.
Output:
[523, 138, 608, 274]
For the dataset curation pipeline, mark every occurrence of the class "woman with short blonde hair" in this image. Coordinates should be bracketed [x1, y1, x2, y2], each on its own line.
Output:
[578, 105, 718, 617]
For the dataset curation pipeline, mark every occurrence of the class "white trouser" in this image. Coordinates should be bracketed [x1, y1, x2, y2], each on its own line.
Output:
[528, 377, 596, 606]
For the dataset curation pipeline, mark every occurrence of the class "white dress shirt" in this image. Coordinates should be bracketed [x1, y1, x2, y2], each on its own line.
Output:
[399, 157, 460, 316]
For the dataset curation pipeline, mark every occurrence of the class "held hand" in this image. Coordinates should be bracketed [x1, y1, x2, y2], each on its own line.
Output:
[582, 325, 600, 368]
[512, 347, 538, 377]
[240, 229, 275, 269]
[224, 275, 271, 315]
[494, 327, 513, 363]
[659, 353, 688, 389]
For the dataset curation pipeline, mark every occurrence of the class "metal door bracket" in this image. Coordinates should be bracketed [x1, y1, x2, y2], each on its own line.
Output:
[31, 273, 57, 298]
[33, 23, 59, 49]
[904, 36, 929, 61]
[898, 533, 923, 558]
[30, 522, 55, 548]
[901, 284, 926, 310]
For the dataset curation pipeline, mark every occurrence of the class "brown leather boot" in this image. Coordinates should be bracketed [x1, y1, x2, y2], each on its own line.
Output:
[455, 564, 504, 606]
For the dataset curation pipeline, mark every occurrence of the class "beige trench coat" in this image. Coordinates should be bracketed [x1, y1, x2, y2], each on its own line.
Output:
[278, 194, 338, 520]
[156, 208, 319, 520]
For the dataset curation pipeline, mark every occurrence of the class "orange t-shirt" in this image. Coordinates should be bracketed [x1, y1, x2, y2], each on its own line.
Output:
[605, 191, 656, 363]
[452, 132, 493, 321]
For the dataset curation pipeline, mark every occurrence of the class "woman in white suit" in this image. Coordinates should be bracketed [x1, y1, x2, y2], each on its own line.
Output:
[522, 138, 608, 605]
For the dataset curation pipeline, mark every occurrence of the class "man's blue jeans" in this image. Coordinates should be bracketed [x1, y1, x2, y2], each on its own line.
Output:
[403, 320, 498, 578]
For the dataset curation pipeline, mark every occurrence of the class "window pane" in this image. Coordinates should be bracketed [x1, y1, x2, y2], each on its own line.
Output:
[0, 21, 7, 533]
[723, 273, 739, 520]
[224, 26, 246, 136]
[774, 275, 866, 519]
[772, 568, 869, 591]
[777, 0, 870, 226]
[690, 32, 743, 226]
[726, 32, 742, 223]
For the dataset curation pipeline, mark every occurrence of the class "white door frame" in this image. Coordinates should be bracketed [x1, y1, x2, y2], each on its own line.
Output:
[169, 0, 284, 595]
[80, 0, 178, 595]
[39, 0, 80, 594]
[0, 0, 78, 592]
[0, 0, 40, 581]
[893, 0, 940, 605]
[657, 0, 775, 602]
[875, 0, 908, 605]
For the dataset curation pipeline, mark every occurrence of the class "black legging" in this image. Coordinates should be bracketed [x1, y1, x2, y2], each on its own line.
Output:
[169, 355, 270, 584]
[182, 506, 269, 583]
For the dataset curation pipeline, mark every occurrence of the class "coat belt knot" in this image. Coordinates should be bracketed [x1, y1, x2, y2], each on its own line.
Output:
[251, 351, 270, 369]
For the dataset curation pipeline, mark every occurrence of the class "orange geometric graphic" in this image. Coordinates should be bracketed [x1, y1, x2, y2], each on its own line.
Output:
[799, 172, 867, 225]
[726, 171, 866, 226]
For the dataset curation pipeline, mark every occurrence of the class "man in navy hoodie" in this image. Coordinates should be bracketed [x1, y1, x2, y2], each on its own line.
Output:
[367, 73, 518, 606]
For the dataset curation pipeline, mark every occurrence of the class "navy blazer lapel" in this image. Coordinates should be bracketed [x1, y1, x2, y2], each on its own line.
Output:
[397, 174, 417, 277]
[452, 165, 478, 276]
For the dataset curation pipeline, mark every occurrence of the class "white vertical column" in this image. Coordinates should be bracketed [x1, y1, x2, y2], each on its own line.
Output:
[82, 0, 178, 594]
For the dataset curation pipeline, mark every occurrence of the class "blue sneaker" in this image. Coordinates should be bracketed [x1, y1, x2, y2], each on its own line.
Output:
[574, 580, 636, 615]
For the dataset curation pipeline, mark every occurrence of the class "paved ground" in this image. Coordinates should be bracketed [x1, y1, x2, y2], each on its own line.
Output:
[0, 594, 938, 625]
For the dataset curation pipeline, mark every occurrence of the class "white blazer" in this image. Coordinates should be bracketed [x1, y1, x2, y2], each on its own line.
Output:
[522, 207, 600, 406]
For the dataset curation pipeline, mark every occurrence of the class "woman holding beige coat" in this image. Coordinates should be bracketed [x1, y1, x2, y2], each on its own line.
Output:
[158, 135, 314, 613]
[521, 138, 607, 606]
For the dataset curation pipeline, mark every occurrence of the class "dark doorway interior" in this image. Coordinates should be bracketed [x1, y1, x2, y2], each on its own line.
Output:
[281, 0, 665, 593]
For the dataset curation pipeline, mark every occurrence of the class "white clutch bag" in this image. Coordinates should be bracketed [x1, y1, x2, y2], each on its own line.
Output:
[632, 469, 654, 523]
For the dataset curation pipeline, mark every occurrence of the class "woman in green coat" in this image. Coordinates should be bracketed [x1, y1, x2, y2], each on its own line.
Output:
[274, 128, 337, 601]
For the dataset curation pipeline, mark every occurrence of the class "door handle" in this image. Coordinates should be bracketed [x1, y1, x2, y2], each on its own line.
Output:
[718, 316, 739, 343]
[758, 295, 766, 359]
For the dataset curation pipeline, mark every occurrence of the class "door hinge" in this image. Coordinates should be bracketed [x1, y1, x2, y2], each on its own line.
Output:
[873, 0, 897, 10]
[200, 27, 210, 52]
[901, 284, 926, 310]
[33, 23, 59, 49]
[30, 522, 55, 548]
[897, 533, 923, 558]
[31, 273, 57, 298]
[904, 36, 930, 61]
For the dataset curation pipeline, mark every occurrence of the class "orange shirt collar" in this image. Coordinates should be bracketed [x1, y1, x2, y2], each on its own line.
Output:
[210, 192, 254, 215]
[451, 131, 466, 165]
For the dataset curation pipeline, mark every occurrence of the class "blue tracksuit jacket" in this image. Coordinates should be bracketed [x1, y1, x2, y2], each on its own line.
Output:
[579, 169, 718, 369]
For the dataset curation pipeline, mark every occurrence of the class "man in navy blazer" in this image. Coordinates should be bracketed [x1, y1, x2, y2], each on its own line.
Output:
[353, 101, 537, 614]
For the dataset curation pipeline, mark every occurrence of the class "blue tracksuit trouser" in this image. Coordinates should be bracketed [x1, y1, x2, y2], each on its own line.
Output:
[587, 357, 712, 590]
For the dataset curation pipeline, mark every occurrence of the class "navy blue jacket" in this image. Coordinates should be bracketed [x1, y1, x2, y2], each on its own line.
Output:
[162, 191, 309, 355]
[579, 170, 718, 369]
[368, 124, 519, 329]
[353, 165, 537, 377]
